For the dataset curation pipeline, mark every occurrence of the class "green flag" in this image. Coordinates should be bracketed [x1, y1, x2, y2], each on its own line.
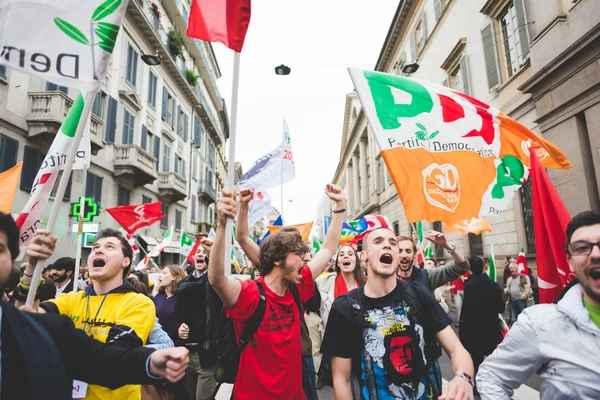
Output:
[424, 242, 434, 259]
[312, 236, 323, 253]
[180, 231, 194, 256]
[489, 244, 496, 282]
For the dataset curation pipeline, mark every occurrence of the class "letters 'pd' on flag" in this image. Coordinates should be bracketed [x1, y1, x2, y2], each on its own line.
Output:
[529, 147, 573, 304]
[180, 231, 194, 256]
[238, 140, 295, 191]
[349, 69, 571, 224]
[0, 162, 22, 214]
[0, 0, 128, 90]
[268, 222, 313, 242]
[106, 202, 164, 234]
[187, 0, 251, 53]
[15, 92, 90, 249]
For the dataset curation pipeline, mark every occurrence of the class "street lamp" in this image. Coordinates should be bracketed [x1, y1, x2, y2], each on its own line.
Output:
[401, 62, 420, 75]
[141, 52, 162, 66]
[275, 64, 291, 75]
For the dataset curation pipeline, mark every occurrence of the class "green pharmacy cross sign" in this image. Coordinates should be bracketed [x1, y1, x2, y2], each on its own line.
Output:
[71, 197, 100, 222]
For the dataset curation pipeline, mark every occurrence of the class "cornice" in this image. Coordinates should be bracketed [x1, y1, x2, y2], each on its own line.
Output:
[375, 0, 418, 72]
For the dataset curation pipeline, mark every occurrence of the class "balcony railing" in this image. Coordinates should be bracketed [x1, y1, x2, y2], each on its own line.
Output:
[113, 144, 157, 185]
[198, 179, 217, 203]
[158, 171, 188, 202]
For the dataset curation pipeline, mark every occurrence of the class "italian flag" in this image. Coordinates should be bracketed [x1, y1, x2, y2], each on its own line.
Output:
[416, 221, 426, 265]
[517, 247, 529, 276]
[489, 244, 496, 282]
[143, 226, 173, 264]
[180, 231, 194, 256]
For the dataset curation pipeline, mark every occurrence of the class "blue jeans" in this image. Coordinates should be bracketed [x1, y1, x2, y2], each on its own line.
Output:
[511, 299, 527, 322]
[302, 355, 318, 400]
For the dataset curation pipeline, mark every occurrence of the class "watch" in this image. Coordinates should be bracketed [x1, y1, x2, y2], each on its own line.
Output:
[455, 372, 473, 386]
[447, 243, 456, 254]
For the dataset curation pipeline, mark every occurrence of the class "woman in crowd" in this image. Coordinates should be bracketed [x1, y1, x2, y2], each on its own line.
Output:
[153, 264, 186, 342]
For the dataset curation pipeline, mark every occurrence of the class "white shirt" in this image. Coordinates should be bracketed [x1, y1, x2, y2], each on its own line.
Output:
[55, 279, 71, 298]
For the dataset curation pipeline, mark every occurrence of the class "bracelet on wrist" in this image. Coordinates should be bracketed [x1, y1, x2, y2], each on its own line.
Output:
[19, 277, 31, 290]
[332, 208, 346, 214]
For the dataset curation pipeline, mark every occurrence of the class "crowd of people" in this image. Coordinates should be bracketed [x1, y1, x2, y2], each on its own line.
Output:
[1, 183, 599, 399]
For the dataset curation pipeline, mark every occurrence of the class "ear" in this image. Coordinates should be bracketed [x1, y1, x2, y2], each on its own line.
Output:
[122, 257, 131, 270]
[67, 270, 73, 278]
[567, 254, 574, 272]
[360, 250, 368, 264]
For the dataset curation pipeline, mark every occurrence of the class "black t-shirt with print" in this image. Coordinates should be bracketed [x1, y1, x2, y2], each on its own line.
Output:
[321, 280, 451, 399]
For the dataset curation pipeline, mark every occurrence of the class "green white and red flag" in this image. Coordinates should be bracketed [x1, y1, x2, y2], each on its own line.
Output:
[489, 244, 496, 282]
[142, 226, 173, 265]
[517, 247, 529, 277]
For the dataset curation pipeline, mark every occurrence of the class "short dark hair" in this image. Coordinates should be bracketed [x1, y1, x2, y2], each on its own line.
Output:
[0, 212, 20, 262]
[468, 256, 484, 274]
[49, 257, 75, 274]
[566, 210, 600, 245]
[396, 235, 417, 252]
[258, 229, 309, 276]
[96, 228, 133, 278]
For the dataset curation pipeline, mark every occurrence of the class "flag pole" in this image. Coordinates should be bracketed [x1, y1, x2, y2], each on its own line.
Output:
[26, 90, 97, 307]
[280, 120, 284, 222]
[72, 165, 88, 293]
[224, 52, 241, 277]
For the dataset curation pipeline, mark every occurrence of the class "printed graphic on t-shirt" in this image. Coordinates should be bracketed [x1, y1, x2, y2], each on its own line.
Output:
[361, 302, 431, 400]
[264, 302, 296, 332]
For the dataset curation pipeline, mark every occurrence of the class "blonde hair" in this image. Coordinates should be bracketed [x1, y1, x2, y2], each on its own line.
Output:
[158, 264, 186, 293]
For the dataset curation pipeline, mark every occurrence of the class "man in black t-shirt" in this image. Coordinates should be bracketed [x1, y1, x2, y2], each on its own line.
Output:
[321, 228, 474, 400]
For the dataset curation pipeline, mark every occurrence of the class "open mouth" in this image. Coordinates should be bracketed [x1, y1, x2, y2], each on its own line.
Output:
[380, 254, 393, 265]
[590, 268, 600, 281]
[92, 259, 106, 268]
[342, 260, 351, 267]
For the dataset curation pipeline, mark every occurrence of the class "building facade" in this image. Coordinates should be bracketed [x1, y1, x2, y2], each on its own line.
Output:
[333, 0, 599, 270]
[0, 0, 229, 265]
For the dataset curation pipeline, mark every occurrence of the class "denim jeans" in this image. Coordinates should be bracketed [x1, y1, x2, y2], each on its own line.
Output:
[302, 354, 318, 400]
[511, 299, 527, 322]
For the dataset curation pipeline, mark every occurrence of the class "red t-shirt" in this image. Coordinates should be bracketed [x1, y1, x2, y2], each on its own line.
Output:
[226, 266, 315, 400]
[453, 273, 469, 291]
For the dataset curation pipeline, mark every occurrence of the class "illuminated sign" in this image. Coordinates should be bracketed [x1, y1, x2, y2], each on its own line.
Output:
[71, 197, 99, 222]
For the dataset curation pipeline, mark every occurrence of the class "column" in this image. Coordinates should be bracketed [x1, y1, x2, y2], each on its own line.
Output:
[352, 152, 361, 211]
[359, 139, 369, 204]
[345, 164, 355, 215]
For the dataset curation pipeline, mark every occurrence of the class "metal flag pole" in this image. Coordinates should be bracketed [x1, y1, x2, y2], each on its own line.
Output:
[223, 52, 241, 277]
[280, 119, 284, 222]
[26, 90, 97, 307]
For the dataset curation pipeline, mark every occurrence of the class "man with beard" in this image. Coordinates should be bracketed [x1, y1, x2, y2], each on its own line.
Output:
[175, 238, 224, 400]
[322, 228, 474, 399]
[48, 257, 75, 297]
[477, 211, 600, 399]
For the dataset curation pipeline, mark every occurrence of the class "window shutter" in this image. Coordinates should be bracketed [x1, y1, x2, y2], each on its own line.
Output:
[191, 195, 196, 222]
[106, 96, 118, 143]
[409, 31, 417, 62]
[174, 153, 179, 174]
[141, 124, 147, 150]
[20, 146, 41, 191]
[161, 87, 168, 121]
[481, 23, 500, 90]
[434, 0, 443, 20]
[0, 65, 6, 79]
[171, 101, 176, 128]
[183, 114, 189, 142]
[0, 135, 19, 172]
[514, 0, 530, 59]
[154, 136, 160, 170]
[460, 55, 471, 96]
[63, 173, 72, 202]
[182, 159, 186, 178]
[91, 92, 103, 118]
[194, 116, 202, 148]
[420, 14, 428, 48]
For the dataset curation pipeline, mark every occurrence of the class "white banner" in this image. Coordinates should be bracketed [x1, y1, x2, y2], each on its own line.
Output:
[238, 139, 296, 192]
[0, 0, 128, 90]
[247, 191, 272, 229]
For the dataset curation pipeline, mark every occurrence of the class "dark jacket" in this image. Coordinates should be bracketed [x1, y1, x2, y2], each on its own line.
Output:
[60, 278, 74, 295]
[459, 273, 505, 357]
[175, 271, 225, 367]
[1, 302, 156, 399]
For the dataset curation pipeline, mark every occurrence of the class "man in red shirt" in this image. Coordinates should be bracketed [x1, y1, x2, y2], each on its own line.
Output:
[208, 184, 346, 399]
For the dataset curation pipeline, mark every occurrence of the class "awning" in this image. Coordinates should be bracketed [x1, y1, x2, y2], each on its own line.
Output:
[139, 236, 159, 246]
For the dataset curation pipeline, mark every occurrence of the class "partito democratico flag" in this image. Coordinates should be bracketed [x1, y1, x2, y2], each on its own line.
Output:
[349, 69, 571, 224]
[0, 0, 128, 90]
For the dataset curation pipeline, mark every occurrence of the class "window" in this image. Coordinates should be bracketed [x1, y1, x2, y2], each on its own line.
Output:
[433, 221, 445, 258]
[85, 172, 103, 204]
[415, 18, 426, 52]
[183, 113, 189, 142]
[141, 125, 153, 154]
[193, 116, 203, 148]
[393, 222, 399, 236]
[441, 39, 471, 96]
[20, 146, 43, 191]
[161, 204, 169, 227]
[91, 91, 106, 119]
[500, 1, 529, 78]
[105, 96, 118, 144]
[169, 99, 176, 129]
[481, 23, 501, 90]
[434, 0, 446, 21]
[45, 81, 68, 94]
[162, 143, 171, 172]
[117, 185, 131, 206]
[147, 72, 157, 109]
[191, 195, 196, 222]
[174, 153, 184, 177]
[125, 44, 138, 88]
[0, 134, 18, 172]
[175, 209, 182, 230]
[386, 169, 393, 186]
[468, 233, 484, 256]
[450, 57, 471, 95]
[377, 159, 384, 192]
[50, 171, 72, 201]
[176, 105, 183, 136]
[154, 136, 160, 170]
[142, 195, 152, 204]
[0, 65, 6, 80]
[122, 109, 135, 144]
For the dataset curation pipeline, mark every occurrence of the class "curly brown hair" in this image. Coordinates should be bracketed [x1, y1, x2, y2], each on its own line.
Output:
[334, 244, 366, 285]
[258, 228, 310, 276]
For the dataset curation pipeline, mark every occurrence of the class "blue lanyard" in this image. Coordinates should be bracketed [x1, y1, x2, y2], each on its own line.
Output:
[83, 292, 109, 335]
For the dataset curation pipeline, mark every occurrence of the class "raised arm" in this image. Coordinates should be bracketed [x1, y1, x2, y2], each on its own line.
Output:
[308, 184, 346, 280]
[207, 189, 242, 308]
[425, 230, 469, 289]
[236, 188, 261, 266]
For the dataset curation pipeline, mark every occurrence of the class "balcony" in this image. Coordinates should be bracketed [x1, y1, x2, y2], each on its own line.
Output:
[113, 144, 157, 185]
[196, 221, 214, 236]
[26, 92, 105, 154]
[158, 171, 187, 203]
[198, 179, 217, 203]
[128, 0, 224, 144]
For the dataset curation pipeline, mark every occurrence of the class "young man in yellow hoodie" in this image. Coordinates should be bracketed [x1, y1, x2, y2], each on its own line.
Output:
[18, 228, 156, 400]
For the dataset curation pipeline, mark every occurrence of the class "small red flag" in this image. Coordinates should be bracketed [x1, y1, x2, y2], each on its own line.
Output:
[106, 202, 165, 234]
[530, 147, 573, 304]
[187, 0, 251, 53]
[187, 236, 205, 264]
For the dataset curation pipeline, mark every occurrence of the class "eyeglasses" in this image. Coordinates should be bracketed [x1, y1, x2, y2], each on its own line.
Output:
[565, 241, 600, 256]
[291, 250, 305, 257]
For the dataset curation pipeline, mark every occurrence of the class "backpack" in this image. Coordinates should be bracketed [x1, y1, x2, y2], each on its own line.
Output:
[212, 281, 302, 390]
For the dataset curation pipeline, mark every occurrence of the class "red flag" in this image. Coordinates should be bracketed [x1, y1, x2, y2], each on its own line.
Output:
[187, 0, 251, 53]
[187, 236, 205, 264]
[530, 147, 573, 303]
[516, 248, 529, 277]
[106, 202, 165, 234]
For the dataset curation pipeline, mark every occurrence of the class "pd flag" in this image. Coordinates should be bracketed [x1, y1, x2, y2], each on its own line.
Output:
[0, 0, 128, 90]
[106, 202, 164, 234]
[349, 69, 571, 224]
[180, 231, 194, 256]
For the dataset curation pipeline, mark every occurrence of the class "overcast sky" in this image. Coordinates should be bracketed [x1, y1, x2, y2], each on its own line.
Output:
[213, 0, 399, 225]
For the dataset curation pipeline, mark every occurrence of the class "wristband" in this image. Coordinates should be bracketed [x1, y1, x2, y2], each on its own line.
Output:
[455, 372, 473, 386]
[332, 208, 346, 214]
[446, 243, 456, 254]
[19, 277, 31, 290]
[22, 271, 33, 278]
